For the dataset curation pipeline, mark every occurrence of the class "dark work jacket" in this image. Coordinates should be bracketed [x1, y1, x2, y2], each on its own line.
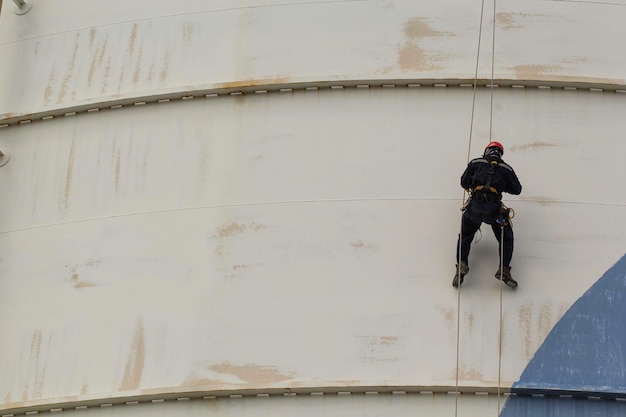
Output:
[461, 155, 522, 198]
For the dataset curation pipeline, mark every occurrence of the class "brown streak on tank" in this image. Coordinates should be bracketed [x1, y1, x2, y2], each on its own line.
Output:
[89, 38, 107, 87]
[217, 222, 246, 238]
[45, 71, 55, 105]
[512, 64, 561, 78]
[456, 366, 483, 382]
[102, 56, 113, 94]
[89, 28, 96, 48]
[465, 312, 474, 334]
[129, 24, 138, 55]
[118, 64, 126, 91]
[182, 377, 224, 388]
[398, 43, 424, 71]
[496, 12, 555, 29]
[69, 272, 97, 288]
[63, 140, 76, 211]
[133, 46, 143, 85]
[215, 77, 291, 90]
[538, 302, 554, 343]
[523, 196, 558, 206]
[30, 330, 45, 399]
[378, 336, 398, 346]
[404, 17, 449, 39]
[88, 51, 98, 87]
[160, 51, 170, 82]
[118, 322, 146, 391]
[398, 18, 450, 71]
[496, 12, 529, 29]
[115, 149, 121, 193]
[510, 142, 558, 152]
[519, 304, 533, 360]
[147, 63, 154, 82]
[210, 362, 294, 384]
[216, 222, 265, 238]
[183, 24, 195, 43]
[58, 33, 81, 104]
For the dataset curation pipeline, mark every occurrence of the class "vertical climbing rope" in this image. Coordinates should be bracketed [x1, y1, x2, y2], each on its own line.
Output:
[454, 0, 488, 416]
[455, 0, 501, 416]
[497, 224, 505, 414]
[489, 0, 505, 415]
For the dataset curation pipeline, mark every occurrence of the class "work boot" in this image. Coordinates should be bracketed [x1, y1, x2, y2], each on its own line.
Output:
[452, 262, 469, 287]
[495, 265, 518, 288]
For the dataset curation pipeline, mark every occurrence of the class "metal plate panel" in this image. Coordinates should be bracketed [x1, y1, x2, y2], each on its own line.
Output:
[3, 0, 626, 118]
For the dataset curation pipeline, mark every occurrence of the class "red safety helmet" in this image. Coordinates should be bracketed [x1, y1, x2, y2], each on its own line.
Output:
[485, 141, 504, 155]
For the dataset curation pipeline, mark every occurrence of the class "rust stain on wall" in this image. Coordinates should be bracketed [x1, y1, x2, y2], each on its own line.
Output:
[442, 308, 454, 321]
[216, 222, 265, 238]
[118, 64, 126, 91]
[133, 47, 144, 84]
[519, 304, 533, 359]
[512, 64, 560, 77]
[217, 223, 245, 238]
[182, 376, 224, 388]
[510, 141, 557, 151]
[183, 24, 195, 43]
[522, 196, 558, 206]
[215, 77, 291, 90]
[397, 17, 448, 72]
[456, 366, 483, 382]
[495, 12, 529, 29]
[497, 12, 562, 30]
[102, 56, 113, 94]
[398, 44, 427, 71]
[210, 362, 294, 384]
[58, 33, 81, 103]
[29, 330, 46, 400]
[160, 51, 170, 82]
[128, 23, 138, 55]
[376, 336, 398, 346]
[88, 33, 98, 86]
[68, 272, 97, 289]
[89, 28, 96, 48]
[90, 37, 108, 87]
[66, 260, 101, 288]
[62, 139, 76, 211]
[44, 71, 56, 105]
[465, 312, 474, 333]
[147, 63, 155, 82]
[518, 303, 557, 360]
[404, 17, 448, 39]
[115, 149, 122, 193]
[118, 322, 146, 391]
[351, 240, 378, 251]
[538, 303, 554, 343]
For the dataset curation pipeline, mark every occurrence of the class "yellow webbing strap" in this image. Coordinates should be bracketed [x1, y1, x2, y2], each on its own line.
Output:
[473, 185, 498, 193]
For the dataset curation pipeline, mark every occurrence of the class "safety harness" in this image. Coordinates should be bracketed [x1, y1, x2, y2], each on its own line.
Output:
[472, 159, 500, 202]
[465, 158, 515, 226]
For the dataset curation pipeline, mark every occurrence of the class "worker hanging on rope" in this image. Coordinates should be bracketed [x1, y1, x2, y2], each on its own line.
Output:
[453, 141, 522, 288]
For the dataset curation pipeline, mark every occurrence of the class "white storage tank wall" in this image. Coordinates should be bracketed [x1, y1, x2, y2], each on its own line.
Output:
[1, 1, 625, 416]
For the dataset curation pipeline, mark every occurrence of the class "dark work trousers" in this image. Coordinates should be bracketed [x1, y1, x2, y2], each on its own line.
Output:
[455, 200, 514, 268]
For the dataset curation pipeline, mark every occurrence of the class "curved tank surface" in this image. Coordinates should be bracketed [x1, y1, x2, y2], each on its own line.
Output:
[1, 1, 625, 416]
